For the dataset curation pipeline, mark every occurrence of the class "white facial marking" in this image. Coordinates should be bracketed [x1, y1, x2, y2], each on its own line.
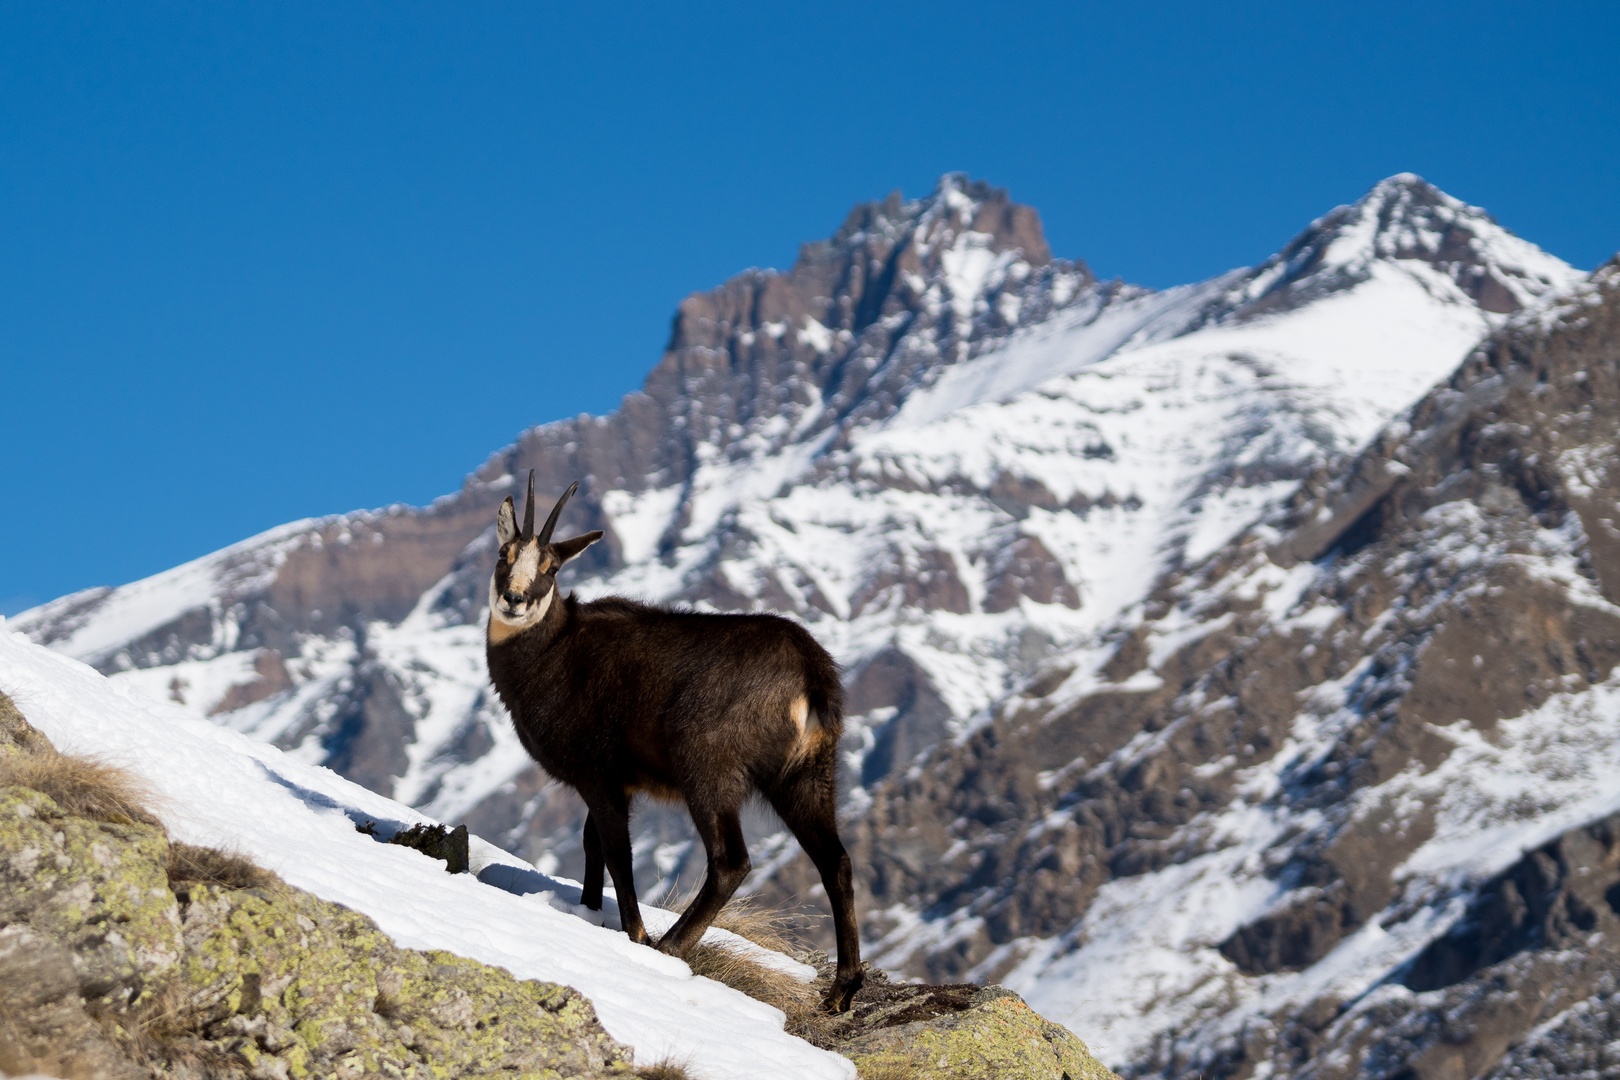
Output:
[509, 541, 542, 593]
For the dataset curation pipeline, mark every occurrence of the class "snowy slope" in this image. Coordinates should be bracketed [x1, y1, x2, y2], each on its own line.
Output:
[0, 624, 852, 1080]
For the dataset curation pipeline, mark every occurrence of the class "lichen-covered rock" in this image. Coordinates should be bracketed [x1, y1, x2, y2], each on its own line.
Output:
[0, 688, 54, 757]
[0, 785, 183, 1000]
[0, 921, 147, 1080]
[0, 693, 635, 1080]
[172, 881, 631, 1078]
[841, 993, 1114, 1080]
[801, 964, 1117, 1080]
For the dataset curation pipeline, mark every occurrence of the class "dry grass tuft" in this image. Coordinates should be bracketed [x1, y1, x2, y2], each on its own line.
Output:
[89, 978, 241, 1075]
[685, 938, 819, 1016]
[636, 1057, 695, 1079]
[709, 892, 813, 956]
[651, 886, 814, 957]
[167, 841, 278, 893]
[650, 888, 828, 1035]
[0, 747, 162, 828]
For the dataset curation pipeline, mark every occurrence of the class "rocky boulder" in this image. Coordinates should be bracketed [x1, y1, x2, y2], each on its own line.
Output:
[795, 961, 1117, 1080]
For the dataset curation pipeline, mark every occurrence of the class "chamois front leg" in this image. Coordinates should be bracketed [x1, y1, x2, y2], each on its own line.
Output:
[584, 794, 649, 945]
[581, 812, 604, 911]
[657, 806, 750, 958]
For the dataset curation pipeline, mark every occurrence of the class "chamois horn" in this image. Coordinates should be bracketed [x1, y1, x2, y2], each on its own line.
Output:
[538, 480, 579, 546]
[521, 470, 537, 540]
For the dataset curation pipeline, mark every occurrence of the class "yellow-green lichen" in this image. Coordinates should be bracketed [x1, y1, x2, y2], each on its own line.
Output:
[0, 785, 183, 997]
[172, 878, 635, 1078]
[844, 996, 1118, 1080]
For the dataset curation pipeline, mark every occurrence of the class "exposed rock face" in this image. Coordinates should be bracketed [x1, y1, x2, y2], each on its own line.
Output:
[0, 693, 633, 1080]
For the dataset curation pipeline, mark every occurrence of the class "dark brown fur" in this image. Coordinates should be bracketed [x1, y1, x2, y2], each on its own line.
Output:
[484, 478, 864, 1012]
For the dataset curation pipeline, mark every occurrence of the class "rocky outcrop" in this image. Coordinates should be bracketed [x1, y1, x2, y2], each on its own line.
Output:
[798, 962, 1116, 1080]
[839, 990, 1110, 1080]
[0, 692, 634, 1080]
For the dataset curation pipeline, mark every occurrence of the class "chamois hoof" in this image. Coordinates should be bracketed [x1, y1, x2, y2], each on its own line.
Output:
[822, 971, 864, 1014]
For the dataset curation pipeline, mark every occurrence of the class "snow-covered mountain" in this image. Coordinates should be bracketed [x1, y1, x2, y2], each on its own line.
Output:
[836, 256, 1620, 1080]
[13, 172, 1607, 1077]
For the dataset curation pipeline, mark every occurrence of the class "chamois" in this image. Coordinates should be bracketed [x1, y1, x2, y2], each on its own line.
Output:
[484, 472, 864, 1013]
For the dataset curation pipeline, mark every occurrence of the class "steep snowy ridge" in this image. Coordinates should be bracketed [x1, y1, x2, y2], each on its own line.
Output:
[11, 173, 1606, 1079]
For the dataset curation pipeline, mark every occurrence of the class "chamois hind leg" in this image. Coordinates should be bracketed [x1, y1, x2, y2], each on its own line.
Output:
[656, 805, 750, 958]
[767, 768, 864, 1013]
[583, 793, 649, 945]
[581, 811, 604, 911]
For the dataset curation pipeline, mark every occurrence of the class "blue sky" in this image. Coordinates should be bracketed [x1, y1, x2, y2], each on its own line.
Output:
[3, 1, 1617, 612]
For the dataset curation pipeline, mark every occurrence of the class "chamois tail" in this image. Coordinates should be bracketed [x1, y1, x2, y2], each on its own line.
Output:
[780, 648, 843, 777]
[804, 639, 845, 738]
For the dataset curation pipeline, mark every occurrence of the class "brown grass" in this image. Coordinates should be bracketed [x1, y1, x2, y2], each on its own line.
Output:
[685, 938, 818, 1014]
[373, 988, 406, 1021]
[0, 747, 162, 827]
[636, 1058, 695, 1079]
[89, 978, 241, 1077]
[650, 888, 829, 1038]
[709, 892, 813, 956]
[167, 841, 278, 893]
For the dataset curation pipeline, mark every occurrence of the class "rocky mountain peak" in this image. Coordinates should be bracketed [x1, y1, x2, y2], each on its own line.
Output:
[816, 172, 1055, 289]
[666, 172, 1060, 354]
[567, 175, 1086, 495]
[1226, 172, 1581, 319]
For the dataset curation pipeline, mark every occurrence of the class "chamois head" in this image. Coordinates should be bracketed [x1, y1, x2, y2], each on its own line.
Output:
[489, 472, 602, 639]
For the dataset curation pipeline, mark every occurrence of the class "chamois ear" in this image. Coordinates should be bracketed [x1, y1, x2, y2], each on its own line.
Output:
[496, 496, 520, 546]
[551, 531, 603, 566]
